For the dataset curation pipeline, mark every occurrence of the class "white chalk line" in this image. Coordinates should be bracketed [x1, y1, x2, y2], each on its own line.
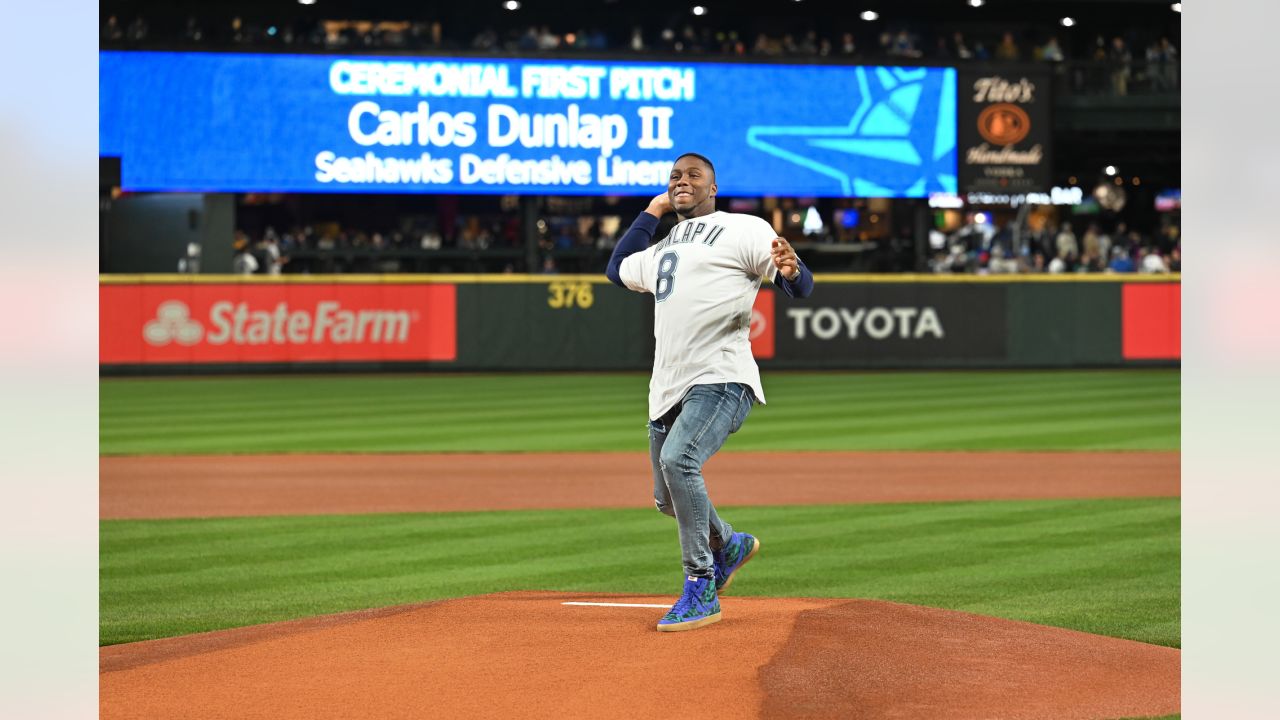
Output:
[562, 601, 670, 608]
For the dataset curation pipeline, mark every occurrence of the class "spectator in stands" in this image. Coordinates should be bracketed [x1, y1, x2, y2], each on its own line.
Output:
[518, 26, 538, 50]
[839, 32, 857, 57]
[102, 15, 124, 42]
[420, 227, 442, 250]
[1029, 224, 1055, 260]
[1157, 37, 1178, 91]
[472, 28, 499, 51]
[886, 30, 921, 59]
[184, 16, 204, 43]
[679, 26, 702, 53]
[1055, 222, 1079, 261]
[658, 27, 678, 52]
[1040, 37, 1064, 62]
[1158, 224, 1180, 254]
[1169, 246, 1181, 272]
[629, 27, 645, 52]
[233, 235, 259, 275]
[1081, 223, 1102, 261]
[1107, 246, 1135, 273]
[995, 32, 1020, 61]
[933, 36, 950, 60]
[951, 32, 973, 60]
[1109, 37, 1132, 96]
[799, 31, 819, 56]
[988, 245, 1019, 274]
[1140, 248, 1168, 274]
[126, 16, 149, 42]
[1079, 247, 1105, 273]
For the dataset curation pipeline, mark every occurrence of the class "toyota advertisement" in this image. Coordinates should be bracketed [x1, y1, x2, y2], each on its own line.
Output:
[773, 283, 1008, 363]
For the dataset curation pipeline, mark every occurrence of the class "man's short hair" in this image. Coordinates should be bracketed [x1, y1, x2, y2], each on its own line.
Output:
[675, 152, 716, 181]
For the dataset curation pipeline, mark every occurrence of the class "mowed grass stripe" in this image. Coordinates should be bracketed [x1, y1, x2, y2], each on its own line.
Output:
[98, 370, 1166, 415]
[100, 370, 1179, 454]
[185, 403, 1175, 452]
[99, 370, 1166, 417]
[99, 382, 1172, 433]
[98, 395, 1177, 453]
[101, 498, 1179, 647]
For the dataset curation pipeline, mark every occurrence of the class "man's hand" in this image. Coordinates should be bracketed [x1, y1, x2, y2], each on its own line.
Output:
[772, 237, 801, 280]
[645, 191, 673, 219]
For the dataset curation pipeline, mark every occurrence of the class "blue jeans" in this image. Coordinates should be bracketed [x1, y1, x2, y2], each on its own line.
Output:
[649, 382, 754, 578]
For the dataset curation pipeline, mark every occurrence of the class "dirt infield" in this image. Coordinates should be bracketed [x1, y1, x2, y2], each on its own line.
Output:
[100, 450, 1179, 519]
[100, 591, 1180, 720]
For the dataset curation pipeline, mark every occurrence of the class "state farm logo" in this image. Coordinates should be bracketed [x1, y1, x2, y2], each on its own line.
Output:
[141, 300, 414, 346]
[144, 301, 204, 346]
[977, 104, 1031, 146]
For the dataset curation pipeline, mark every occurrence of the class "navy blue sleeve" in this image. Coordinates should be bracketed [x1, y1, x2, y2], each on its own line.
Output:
[773, 258, 815, 299]
[605, 211, 661, 288]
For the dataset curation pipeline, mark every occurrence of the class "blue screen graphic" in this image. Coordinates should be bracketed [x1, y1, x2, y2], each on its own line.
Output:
[100, 51, 957, 197]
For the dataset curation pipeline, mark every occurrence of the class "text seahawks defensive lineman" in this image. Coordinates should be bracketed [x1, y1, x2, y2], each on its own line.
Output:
[605, 152, 814, 631]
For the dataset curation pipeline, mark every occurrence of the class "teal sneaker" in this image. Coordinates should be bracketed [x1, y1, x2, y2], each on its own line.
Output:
[656, 575, 721, 632]
[714, 532, 760, 594]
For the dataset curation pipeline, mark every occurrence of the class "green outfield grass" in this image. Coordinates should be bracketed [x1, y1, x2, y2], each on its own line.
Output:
[99, 370, 1180, 455]
[101, 498, 1179, 647]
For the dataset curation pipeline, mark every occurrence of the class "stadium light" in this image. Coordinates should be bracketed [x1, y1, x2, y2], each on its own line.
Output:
[504, 1, 521, 9]
[1171, 3, 1182, 12]
[297, 0, 316, 5]
[1060, 17, 1076, 27]
[968, 0, 985, 7]
[1104, 165, 1117, 176]
[860, 11, 879, 21]
[692, 5, 707, 16]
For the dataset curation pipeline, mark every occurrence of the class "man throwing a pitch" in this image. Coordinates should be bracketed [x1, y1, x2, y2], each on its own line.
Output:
[605, 152, 815, 631]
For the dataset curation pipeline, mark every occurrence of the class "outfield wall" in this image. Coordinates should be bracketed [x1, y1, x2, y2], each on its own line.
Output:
[99, 274, 1180, 373]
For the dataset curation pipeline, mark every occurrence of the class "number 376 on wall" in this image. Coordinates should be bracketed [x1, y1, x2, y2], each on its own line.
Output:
[547, 281, 594, 309]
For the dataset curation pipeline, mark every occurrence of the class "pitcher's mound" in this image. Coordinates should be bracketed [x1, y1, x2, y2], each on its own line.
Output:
[101, 592, 1179, 720]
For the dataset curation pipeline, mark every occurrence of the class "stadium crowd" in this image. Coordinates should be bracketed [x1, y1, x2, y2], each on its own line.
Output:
[228, 212, 1180, 277]
[101, 14, 1178, 95]
[927, 218, 1180, 276]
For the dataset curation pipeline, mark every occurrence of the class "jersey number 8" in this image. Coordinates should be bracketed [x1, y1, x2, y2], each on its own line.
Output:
[655, 251, 679, 302]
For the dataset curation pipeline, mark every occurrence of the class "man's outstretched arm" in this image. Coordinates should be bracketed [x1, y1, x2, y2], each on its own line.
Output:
[770, 237, 815, 299]
[606, 192, 672, 288]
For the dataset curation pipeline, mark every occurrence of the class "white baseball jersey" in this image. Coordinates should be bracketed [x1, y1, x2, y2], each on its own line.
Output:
[619, 210, 779, 420]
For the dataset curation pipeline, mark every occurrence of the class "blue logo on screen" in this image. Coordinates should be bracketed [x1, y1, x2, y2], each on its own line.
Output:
[747, 67, 956, 196]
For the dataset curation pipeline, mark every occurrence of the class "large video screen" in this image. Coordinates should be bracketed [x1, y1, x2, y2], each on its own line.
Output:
[101, 51, 957, 197]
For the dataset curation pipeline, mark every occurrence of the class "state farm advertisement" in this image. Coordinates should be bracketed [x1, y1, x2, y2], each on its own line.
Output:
[101, 283, 457, 364]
